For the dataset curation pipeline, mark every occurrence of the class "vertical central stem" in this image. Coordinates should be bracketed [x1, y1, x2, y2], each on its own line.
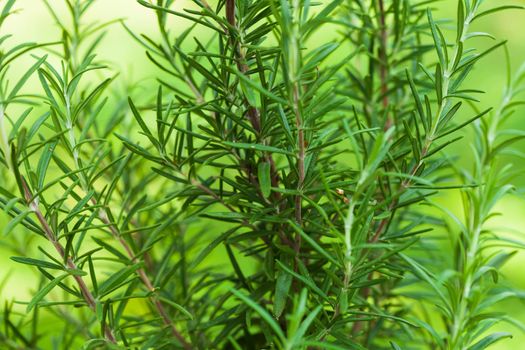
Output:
[294, 83, 304, 253]
[294, 84, 304, 230]
[289, 0, 304, 256]
[226, 0, 261, 133]
[377, 0, 391, 129]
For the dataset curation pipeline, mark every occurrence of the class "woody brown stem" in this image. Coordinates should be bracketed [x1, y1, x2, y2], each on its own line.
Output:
[352, 142, 430, 336]
[20, 178, 117, 343]
[378, 0, 391, 130]
[94, 201, 192, 350]
[225, 0, 290, 250]
[293, 84, 305, 254]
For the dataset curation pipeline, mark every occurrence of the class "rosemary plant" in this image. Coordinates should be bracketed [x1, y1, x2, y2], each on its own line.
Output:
[0, 0, 524, 349]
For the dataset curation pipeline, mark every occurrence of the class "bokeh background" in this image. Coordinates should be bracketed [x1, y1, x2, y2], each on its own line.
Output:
[1, 0, 525, 348]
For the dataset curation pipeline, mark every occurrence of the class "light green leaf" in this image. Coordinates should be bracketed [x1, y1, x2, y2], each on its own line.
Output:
[27, 273, 69, 312]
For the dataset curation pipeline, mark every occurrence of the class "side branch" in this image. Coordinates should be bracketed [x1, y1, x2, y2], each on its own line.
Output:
[20, 178, 117, 343]
[94, 199, 192, 350]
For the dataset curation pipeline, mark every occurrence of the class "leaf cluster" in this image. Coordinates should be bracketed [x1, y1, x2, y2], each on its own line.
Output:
[0, 0, 524, 349]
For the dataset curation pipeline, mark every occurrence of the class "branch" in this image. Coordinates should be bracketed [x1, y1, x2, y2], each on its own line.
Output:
[378, 0, 392, 130]
[20, 177, 117, 344]
[93, 199, 192, 350]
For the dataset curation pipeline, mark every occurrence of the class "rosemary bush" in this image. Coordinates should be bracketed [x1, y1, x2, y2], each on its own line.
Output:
[1, 0, 524, 349]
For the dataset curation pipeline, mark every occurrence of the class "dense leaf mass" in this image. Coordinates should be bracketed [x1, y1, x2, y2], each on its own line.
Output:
[0, 0, 524, 349]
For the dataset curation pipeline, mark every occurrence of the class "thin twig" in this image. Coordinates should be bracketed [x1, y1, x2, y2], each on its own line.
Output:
[293, 83, 305, 254]
[20, 177, 117, 343]
[93, 200, 192, 350]
[377, 0, 391, 130]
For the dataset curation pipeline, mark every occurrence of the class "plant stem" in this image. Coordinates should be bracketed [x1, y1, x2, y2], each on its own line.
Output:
[224, 0, 289, 255]
[62, 76, 191, 348]
[288, 0, 305, 255]
[293, 83, 305, 248]
[225, 0, 261, 132]
[448, 69, 513, 350]
[19, 177, 117, 343]
[377, 0, 391, 130]
[63, 120, 192, 346]
[94, 205, 191, 349]
[373, 1, 473, 243]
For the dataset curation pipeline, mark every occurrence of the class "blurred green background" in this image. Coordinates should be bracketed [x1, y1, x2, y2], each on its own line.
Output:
[1, 0, 525, 348]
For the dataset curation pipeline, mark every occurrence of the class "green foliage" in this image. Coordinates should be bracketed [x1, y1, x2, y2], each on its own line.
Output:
[0, 0, 524, 349]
